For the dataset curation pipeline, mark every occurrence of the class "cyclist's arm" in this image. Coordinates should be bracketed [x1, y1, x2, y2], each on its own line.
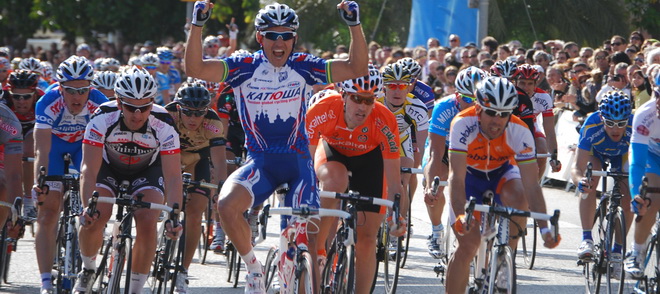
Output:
[519, 161, 549, 229]
[210, 145, 227, 194]
[447, 151, 467, 217]
[328, 24, 368, 83]
[80, 144, 103, 207]
[414, 129, 428, 166]
[383, 157, 403, 206]
[542, 115, 558, 155]
[161, 153, 183, 208]
[424, 133, 446, 188]
[571, 148, 591, 186]
[5, 152, 22, 203]
[184, 25, 225, 83]
[33, 128, 51, 182]
[629, 142, 649, 198]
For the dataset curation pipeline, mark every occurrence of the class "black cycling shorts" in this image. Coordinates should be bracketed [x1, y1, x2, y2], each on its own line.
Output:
[182, 148, 212, 197]
[226, 125, 245, 158]
[96, 159, 165, 197]
[321, 141, 385, 214]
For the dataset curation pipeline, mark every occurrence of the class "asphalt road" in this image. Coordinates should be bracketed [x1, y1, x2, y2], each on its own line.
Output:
[0, 182, 637, 293]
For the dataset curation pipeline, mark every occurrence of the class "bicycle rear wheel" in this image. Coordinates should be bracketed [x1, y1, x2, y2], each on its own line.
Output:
[198, 206, 213, 265]
[295, 251, 314, 294]
[638, 227, 659, 293]
[487, 246, 516, 294]
[0, 226, 8, 286]
[382, 220, 401, 294]
[264, 247, 279, 291]
[520, 219, 537, 270]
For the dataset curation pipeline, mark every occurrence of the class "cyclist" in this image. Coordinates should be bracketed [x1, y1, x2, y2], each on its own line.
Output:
[0, 101, 23, 239]
[164, 82, 227, 293]
[141, 53, 171, 106]
[32, 55, 108, 294]
[515, 64, 561, 178]
[445, 76, 560, 293]
[624, 87, 660, 278]
[398, 57, 435, 112]
[185, 1, 368, 292]
[491, 60, 537, 136]
[75, 66, 183, 293]
[18, 57, 49, 92]
[6, 70, 44, 218]
[157, 46, 182, 96]
[307, 65, 404, 294]
[91, 70, 117, 100]
[378, 62, 429, 224]
[0, 57, 11, 89]
[571, 91, 632, 261]
[422, 66, 485, 259]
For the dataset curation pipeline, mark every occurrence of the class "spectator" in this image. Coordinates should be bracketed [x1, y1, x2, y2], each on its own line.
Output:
[443, 65, 458, 94]
[597, 62, 631, 102]
[481, 36, 498, 54]
[449, 34, 461, 49]
[646, 47, 660, 65]
[629, 67, 651, 109]
[591, 48, 610, 76]
[368, 41, 380, 66]
[564, 42, 580, 58]
[534, 51, 551, 70]
[427, 37, 440, 49]
[625, 45, 639, 62]
[630, 31, 645, 48]
[532, 40, 546, 52]
[610, 35, 627, 53]
[579, 47, 594, 65]
[479, 58, 494, 72]
[477, 51, 491, 63]
[496, 45, 511, 61]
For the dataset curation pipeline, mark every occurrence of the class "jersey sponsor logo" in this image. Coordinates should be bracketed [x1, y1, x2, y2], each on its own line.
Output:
[162, 140, 176, 150]
[245, 88, 302, 101]
[362, 127, 368, 133]
[88, 128, 103, 142]
[119, 155, 141, 165]
[381, 125, 397, 153]
[358, 135, 367, 142]
[458, 123, 478, 145]
[49, 99, 65, 116]
[36, 114, 54, 125]
[132, 177, 147, 187]
[520, 142, 533, 154]
[288, 81, 301, 88]
[56, 125, 86, 132]
[108, 143, 154, 155]
[307, 109, 336, 131]
[278, 71, 288, 83]
[467, 153, 510, 162]
[436, 108, 456, 125]
[203, 121, 221, 133]
[0, 121, 19, 136]
[254, 78, 273, 83]
[637, 124, 650, 136]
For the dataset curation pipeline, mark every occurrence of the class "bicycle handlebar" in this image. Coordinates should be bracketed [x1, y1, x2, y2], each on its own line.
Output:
[182, 172, 219, 189]
[318, 191, 394, 208]
[400, 167, 423, 174]
[268, 207, 351, 219]
[95, 195, 174, 214]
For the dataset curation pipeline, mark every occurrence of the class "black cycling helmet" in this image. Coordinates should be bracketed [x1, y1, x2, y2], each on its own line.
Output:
[174, 82, 211, 109]
[8, 69, 39, 89]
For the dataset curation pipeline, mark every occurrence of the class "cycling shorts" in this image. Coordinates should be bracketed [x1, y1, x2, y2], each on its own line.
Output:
[399, 132, 415, 160]
[48, 136, 82, 176]
[96, 160, 165, 197]
[593, 152, 629, 173]
[182, 149, 212, 197]
[534, 130, 546, 139]
[645, 153, 660, 176]
[224, 151, 319, 226]
[316, 141, 386, 214]
[465, 163, 520, 205]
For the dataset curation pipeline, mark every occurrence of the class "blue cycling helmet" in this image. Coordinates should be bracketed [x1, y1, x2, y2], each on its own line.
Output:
[599, 91, 632, 121]
[157, 47, 174, 62]
[56, 56, 94, 82]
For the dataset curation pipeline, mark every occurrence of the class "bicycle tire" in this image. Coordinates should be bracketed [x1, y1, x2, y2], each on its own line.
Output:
[382, 220, 401, 294]
[520, 219, 538, 270]
[0, 226, 8, 286]
[584, 200, 607, 294]
[123, 240, 134, 294]
[322, 242, 337, 293]
[55, 218, 68, 292]
[369, 226, 383, 293]
[169, 231, 186, 294]
[604, 208, 631, 294]
[264, 247, 279, 291]
[232, 243, 241, 288]
[399, 195, 412, 269]
[638, 226, 659, 293]
[199, 204, 213, 265]
[225, 242, 235, 283]
[91, 238, 113, 294]
[108, 243, 126, 294]
[295, 251, 314, 294]
[1, 240, 10, 284]
[487, 246, 516, 294]
[338, 244, 355, 293]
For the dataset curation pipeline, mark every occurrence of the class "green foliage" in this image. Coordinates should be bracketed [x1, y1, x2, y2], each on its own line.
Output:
[206, 0, 261, 44]
[490, 0, 631, 48]
[0, 0, 41, 48]
[626, 0, 660, 35]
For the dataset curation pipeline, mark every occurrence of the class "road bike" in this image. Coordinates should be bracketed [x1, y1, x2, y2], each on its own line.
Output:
[0, 197, 25, 286]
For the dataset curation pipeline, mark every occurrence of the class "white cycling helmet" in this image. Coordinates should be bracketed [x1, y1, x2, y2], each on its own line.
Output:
[475, 76, 518, 110]
[339, 64, 384, 97]
[56, 56, 94, 82]
[203, 35, 220, 48]
[140, 53, 160, 67]
[455, 66, 486, 96]
[100, 58, 121, 71]
[382, 62, 413, 83]
[128, 56, 142, 67]
[93, 71, 118, 90]
[19, 57, 43, 74]
[230, 49, 252, 58]
[254, 3, 299, 31]
[397, 58, 422, 79]
[114, 66, 158, 99]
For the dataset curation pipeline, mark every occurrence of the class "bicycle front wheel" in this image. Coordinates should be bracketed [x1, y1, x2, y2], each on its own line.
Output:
[198, 201, 213, 265]
[638, 227, 659, 293]
[520, 219, 537, 270]
[295, 251, 314, 294]
[382, 220, 401, 294]
[487, 246, 516, 294]
[264, 247, 279, 291]
[604, 208, 631, 294]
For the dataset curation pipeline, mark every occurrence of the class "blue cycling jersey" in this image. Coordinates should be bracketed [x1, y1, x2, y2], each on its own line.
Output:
[577, 111, 632, 158]
[411, 80, 434, 111]
[168, 67, 182, 85]
[421, 94, 460, 168]
[154, 72, 171, 105]
[220, 50, 331, 154]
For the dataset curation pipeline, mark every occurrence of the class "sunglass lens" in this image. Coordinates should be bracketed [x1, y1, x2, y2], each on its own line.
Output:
[265, 32, 295, 41]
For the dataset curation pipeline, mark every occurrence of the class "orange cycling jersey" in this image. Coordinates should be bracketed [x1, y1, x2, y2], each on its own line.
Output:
[306, 93, 400, 159]
[448, 107, 536, 173]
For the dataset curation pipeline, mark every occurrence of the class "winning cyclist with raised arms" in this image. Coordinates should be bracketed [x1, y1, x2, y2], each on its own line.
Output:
[184, 1, 368, 292]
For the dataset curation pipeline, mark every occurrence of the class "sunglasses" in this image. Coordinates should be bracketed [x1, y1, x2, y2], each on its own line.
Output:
[347, 93, 375, 105]
[481, 106, 512, 118]
[205, 44, 219, 48]
[259, 31, 297, 41]
[611, 42, 622, 46]
[61, 85, 90, 95]
[602, 118, 627, 128]
[631, 36, 641, 41]
[450, 39, 458, 43]
[595, 56, 605, 60]
[385, 83, 409, 90]
[458, 93, 476, 104]
[120, 99, 153, 113]
[160, 61, 171, 65]
[144, 65, 157, 70]
[10, 92, 34, 100]
[180, 107, 207, 117]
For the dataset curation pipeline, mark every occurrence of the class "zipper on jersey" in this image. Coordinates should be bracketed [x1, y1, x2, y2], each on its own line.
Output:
[486, 139, 490, 181]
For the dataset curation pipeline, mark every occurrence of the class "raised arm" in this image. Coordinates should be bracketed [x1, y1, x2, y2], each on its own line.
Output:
[184, 0, 225, 82]
[328, 1, 368, 82]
